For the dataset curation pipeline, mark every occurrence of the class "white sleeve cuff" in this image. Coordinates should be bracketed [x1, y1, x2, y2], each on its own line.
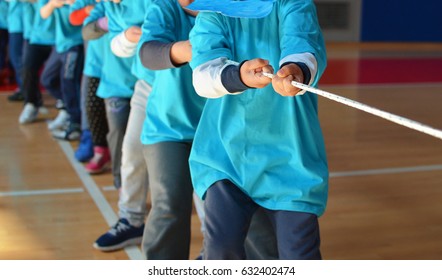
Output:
[110, 31, 138, 58]
[193, 58, 242, 99]
[280, 53, 317, 95]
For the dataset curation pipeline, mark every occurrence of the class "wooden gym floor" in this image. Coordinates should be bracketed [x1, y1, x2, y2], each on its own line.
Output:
[1, 42, 441, 260]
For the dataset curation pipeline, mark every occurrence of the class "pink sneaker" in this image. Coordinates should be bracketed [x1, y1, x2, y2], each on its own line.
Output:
[85, 146, 111, 174]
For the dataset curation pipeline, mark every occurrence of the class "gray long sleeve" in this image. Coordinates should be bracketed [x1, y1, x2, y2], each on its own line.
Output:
[139, 41, 178, 70]
[82, 21, 107, 41]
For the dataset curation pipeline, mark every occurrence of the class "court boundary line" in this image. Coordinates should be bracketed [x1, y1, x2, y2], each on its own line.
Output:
[0, 188, 84, 197]
[330, 164, 442, 178]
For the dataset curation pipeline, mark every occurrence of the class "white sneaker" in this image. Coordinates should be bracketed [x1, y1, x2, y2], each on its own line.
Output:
[19, 103, 39, 124]
[47, 109, 70, 131]
[38, 106, 49, 115]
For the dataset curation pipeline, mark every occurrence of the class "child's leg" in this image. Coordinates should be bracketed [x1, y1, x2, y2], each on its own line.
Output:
[118, 80, 150, 226]
[142, 141, 194, 260]
[105, 97, 130, 189]
[268, 210, 321, 260]
[59, 45, 84, 126]
[244, 208, 278, 259]
[40, 47, 63, 101]
[7, 32, 23, 88]
[22, 43, 52, 106]
[203, 179, 258, 260]
[79, 75, 90, 131]
[0, 29, 7, 71]
[85, 77, 108, 147]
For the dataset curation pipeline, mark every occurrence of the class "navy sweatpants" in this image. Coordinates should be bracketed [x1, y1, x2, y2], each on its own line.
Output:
[203, 179, 322, 260]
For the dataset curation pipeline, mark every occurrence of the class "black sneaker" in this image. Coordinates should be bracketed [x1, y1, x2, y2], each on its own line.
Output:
[93, 218, 145, 252]
[7, 91, 24, 102]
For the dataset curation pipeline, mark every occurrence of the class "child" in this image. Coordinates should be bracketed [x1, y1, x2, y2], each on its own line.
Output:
[19, 0, 56, 124]
[40, 0, 84, 140]
[138, 0, 206, 259]
[91, 0, 152, 251]
[82, 0, 138, 188]
[186, 0, 328, 259]
[69, 0, 109, 165]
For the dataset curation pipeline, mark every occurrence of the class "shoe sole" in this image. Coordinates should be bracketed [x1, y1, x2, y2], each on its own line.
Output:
[92, 236, 143, 252]
[85, 162, 111, 174]
[19, 116, 38, 124]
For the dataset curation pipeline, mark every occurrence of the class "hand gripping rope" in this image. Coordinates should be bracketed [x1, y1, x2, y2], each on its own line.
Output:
[262, 72, 442, 140]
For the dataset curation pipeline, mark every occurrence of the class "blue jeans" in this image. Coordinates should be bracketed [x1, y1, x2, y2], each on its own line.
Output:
[8, 32, 24, 88]
[203, 179, 322, 260]
[105, 97, 130, 189]
[142, 141, 194, 259]
[41, 45, 84, 125]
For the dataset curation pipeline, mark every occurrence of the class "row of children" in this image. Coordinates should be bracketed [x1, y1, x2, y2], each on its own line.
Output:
[4, 0, 329, 260]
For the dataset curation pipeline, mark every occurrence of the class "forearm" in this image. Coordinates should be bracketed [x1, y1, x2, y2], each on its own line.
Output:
[110, 31, 137, 58]
[70, 5, 94, 26]
[170, 40, 191, 66]
[82, 18, 107, 40]
[140, 41, 175, 70]
[40, 2, 57, 19]
[193, 57, 244, 98]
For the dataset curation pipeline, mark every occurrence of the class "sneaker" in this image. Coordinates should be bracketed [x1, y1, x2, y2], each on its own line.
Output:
[7, 90, 24, 102]
[55, 99, 65, 110]
[74, 130, 94, 162]
[38, 106, 49, 115]
[19, 103, 39, 124]
[47, 109, 70, 131]
[85, 146, 111, 174]
[93, 218, 144, 252]
[52, 123, 81, 141]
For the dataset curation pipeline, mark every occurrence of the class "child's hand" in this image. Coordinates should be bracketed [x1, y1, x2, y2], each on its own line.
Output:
[49, 0, 65, 8]
[272, 63, 304, 97]
[124, 26, 142, 43]
[240, 58, 273, 89]
[171, 40, 192, 65]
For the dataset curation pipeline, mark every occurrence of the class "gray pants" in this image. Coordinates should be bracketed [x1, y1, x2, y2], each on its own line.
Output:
[105, 96, 130, 189]
[118, 80, 151, 226]
[142, 141, 194, 260]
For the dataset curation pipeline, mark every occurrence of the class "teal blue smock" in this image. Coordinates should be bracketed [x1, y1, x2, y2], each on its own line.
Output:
[189, 0, 329, 216]
[22, 2, 35, 40]
[41, 0, 83, 53]
[121, 0, 154, 84]
[70, 0, 105, 78]
[84, 1, 146, 98]
[7, 1, 24, 33]
[0, 1, 9, 29]
[82, 34, 107, 78]
[140, 0, 206, 145]
[29, 0, 55, 45]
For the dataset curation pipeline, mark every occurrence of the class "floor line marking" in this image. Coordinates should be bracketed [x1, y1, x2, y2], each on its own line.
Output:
[102, 186, 118, 192]
[58, 140, 144, 260]
[330, 164, 442, 178]
[0, 188, 84, 197]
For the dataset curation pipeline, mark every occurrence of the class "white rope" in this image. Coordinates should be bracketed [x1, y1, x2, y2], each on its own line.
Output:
[262, 72, 442, 140]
